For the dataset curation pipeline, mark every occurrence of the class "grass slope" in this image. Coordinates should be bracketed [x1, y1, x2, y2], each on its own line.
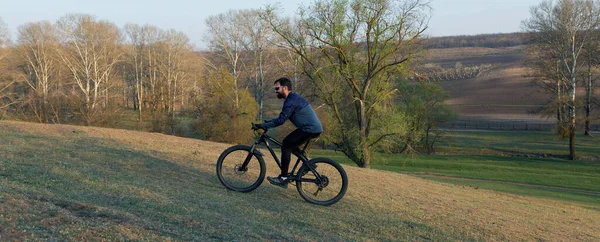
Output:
[1, 121, 599, 241]
[313, 130, 600, 206]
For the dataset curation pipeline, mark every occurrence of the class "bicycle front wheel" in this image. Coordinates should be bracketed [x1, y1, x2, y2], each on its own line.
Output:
[296, 158, 348, 206]
[216, 145, 266, 192]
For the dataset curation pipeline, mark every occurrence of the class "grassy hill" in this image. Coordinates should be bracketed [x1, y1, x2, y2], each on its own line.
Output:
[1, 120, 598, 241]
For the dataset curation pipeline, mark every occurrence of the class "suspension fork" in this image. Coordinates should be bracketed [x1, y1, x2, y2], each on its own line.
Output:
[240, 141, 261, 171]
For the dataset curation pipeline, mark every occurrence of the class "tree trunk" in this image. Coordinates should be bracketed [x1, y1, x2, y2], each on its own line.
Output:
[42, 93, 49, 123]
[569, 123, 576, 160]
[359, 100, 370, 168]
[585, 94, 591, 136]
[569, 62, 576, 160]
[172, 76, 177, 122]
[361, 141, 370, 168]
[585, 57, 592, 136]
[138, 80, 143, 122]
[425, 126, 432, 154]
[258, 53, 264, 121]
[136, 54, 143, 122]
[132, 88, 138, 110]
[125, 86, 130, 108]
[556, 61, 563, 125]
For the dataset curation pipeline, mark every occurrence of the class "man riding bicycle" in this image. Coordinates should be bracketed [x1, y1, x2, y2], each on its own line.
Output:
[254, 77, 323, 188]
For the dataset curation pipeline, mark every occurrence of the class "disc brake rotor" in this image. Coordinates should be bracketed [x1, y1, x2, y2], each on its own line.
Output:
[234, 164, 247, 174]
[318, 175, 329, 189]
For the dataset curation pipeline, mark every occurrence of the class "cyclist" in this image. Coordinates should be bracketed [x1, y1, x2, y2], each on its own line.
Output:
[254, 77, 323, 188]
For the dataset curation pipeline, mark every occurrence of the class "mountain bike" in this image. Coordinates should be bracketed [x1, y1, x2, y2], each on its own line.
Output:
[216, 123, 348, 206]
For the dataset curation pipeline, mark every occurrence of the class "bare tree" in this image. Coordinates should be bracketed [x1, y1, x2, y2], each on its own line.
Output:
[0, 17, 11, 71]
[56, 14, 124, 125]
[239, 9, 277, 120]
[123, 24, 201, 133]
[156, 29, 195, 131]
[583, 34, 599, 136]
[123, 23, 150, 122]
[0, 17, 18, 118]
[142, 26, 164, 117]
[524, 43, 572, 135]
[123, 24, 174, 123]
[204, 10, 248, 111]
[15, 21, 61, 123]
[523, 0, 600, 159]
[264, 0, 431, 168]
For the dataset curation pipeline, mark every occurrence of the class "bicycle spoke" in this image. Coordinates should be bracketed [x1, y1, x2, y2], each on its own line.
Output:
[217, 146, 265, 192]
[296, 159, 347, 205]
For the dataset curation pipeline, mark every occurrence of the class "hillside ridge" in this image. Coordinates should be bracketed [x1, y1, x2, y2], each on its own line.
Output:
[1, 120, 598, 240]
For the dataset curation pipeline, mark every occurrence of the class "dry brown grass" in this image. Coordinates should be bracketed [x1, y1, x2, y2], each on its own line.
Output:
[2, 120, 599, 240]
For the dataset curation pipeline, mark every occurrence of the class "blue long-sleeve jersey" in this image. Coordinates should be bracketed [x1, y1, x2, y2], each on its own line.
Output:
[262, 92, 323, 133]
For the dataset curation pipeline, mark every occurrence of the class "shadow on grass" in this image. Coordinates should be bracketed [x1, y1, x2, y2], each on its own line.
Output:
[1, 132, 465, 241]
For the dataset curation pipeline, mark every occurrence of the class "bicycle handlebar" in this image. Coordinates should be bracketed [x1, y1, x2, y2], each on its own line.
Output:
[251, 123, 267, 131]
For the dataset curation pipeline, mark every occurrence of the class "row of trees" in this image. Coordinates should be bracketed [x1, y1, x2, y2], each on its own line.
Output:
[0, 19, 10, 113]
[0, 14, 273, 143]
[411, 62, 496, 82]
[0, 0, 456, 168]
[0, 15, 205, 132]
[523, 0, 600, 160]
[425, 33, 529, 49]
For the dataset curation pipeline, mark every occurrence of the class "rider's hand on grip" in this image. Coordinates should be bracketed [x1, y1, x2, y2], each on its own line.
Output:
[252, 123, 263, 130]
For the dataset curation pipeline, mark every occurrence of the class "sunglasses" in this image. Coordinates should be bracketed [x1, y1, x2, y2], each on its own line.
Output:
[274, 87, 281, 91]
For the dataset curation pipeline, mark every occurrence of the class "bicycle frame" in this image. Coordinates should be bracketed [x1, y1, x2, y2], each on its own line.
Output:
[241, 130, 314, 180]
[216, 126, 348, 205]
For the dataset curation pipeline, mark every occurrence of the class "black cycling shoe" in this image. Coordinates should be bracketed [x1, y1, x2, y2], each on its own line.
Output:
[267, 175, 290, 189]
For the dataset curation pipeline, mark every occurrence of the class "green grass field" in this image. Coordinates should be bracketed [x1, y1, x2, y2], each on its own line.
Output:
[438, 131, 600, 157]
[311, 130, 600, 207]
[1, 121, 599, 240]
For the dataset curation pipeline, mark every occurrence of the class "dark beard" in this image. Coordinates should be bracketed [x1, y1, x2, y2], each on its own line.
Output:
[277, 93, 285, 99]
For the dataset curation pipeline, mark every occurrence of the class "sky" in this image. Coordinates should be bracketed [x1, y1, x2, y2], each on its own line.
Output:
[1, 0, 543, 50]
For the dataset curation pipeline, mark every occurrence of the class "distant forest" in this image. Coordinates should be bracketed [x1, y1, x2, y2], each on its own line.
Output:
[425, 33, 530, 49]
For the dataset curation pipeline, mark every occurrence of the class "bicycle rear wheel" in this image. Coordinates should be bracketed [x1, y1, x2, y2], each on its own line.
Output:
[216, 145, 266, 192]
[296, 158, 348, 206]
